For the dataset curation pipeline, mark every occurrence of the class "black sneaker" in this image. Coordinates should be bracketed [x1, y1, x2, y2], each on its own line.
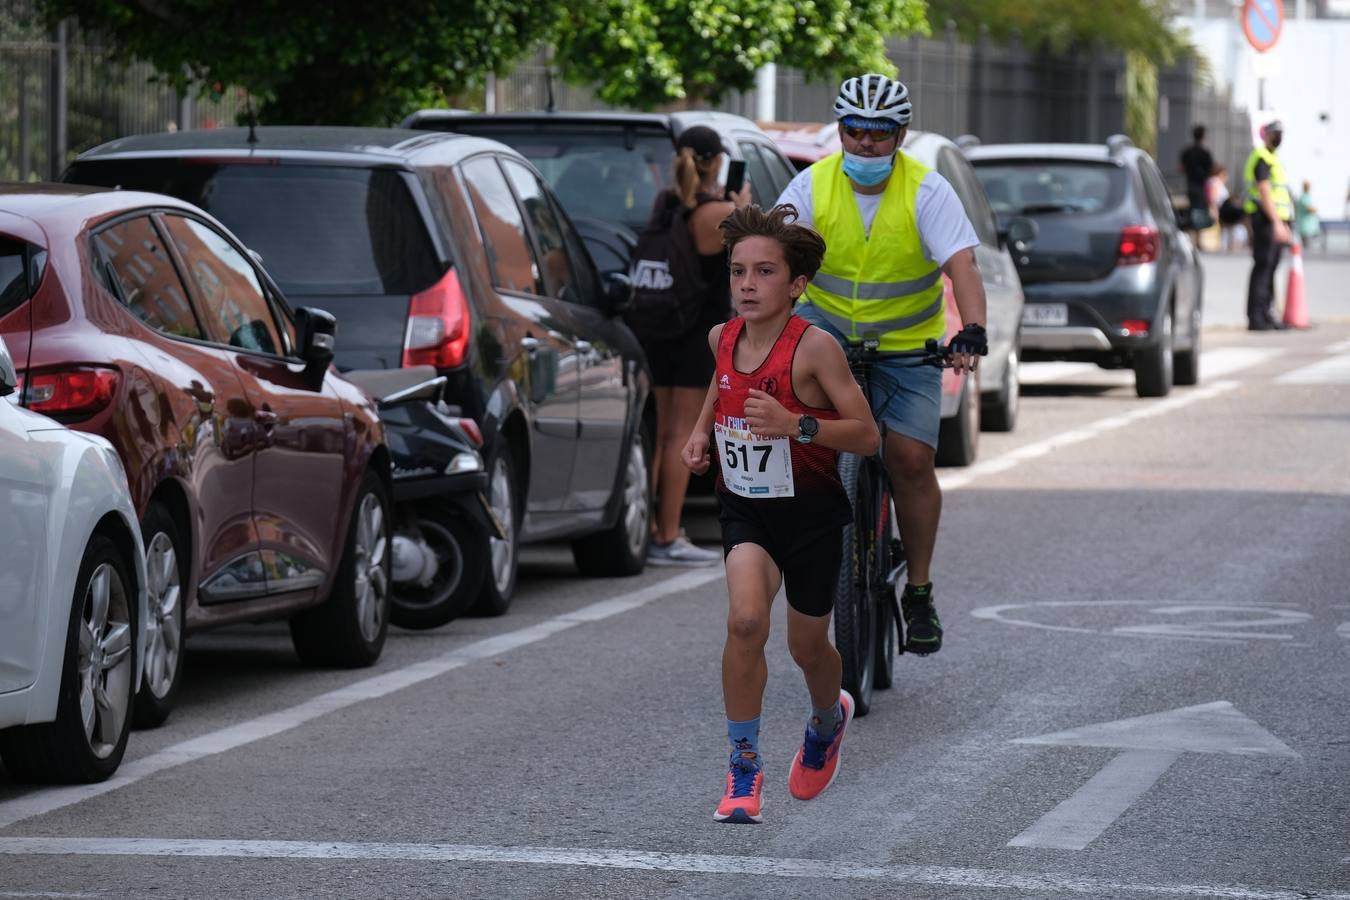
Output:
[901, 583, 943, 655]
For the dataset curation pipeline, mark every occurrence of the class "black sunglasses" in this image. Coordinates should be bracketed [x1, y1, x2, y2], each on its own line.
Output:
[841, 123, 900, 142]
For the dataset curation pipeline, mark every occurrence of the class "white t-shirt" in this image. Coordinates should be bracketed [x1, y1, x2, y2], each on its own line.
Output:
[775, 160, 979, 267]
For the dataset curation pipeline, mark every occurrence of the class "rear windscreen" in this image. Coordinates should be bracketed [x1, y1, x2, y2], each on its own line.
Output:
[446, 125, 674, 232]
[1, 239, 33, 317]
[972, 161, 1127, 217]
[65, 161, 441, 296]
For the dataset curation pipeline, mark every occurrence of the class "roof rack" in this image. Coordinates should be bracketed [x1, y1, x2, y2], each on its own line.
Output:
[1105, 133, 1134, 156]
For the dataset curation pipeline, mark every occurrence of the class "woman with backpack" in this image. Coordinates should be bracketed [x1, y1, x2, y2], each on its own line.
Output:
[641, 125, 753, 565]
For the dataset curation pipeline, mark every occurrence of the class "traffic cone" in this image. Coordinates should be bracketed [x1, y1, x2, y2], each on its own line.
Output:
[1283, 242, 1309, 329]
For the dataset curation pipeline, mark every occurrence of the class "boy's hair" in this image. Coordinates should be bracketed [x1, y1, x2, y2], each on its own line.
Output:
[719, 204, 827, 282]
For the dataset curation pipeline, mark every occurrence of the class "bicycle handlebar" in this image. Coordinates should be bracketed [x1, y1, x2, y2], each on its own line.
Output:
[844, 337, 954, 368]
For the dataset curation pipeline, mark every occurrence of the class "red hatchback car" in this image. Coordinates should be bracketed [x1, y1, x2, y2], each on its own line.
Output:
[0, 185, 392, 727]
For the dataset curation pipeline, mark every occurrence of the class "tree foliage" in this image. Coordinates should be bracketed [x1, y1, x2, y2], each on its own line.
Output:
[925, 0, 1189, 62]
[551, 0, 929, 109]
[34, 0, 553, 124]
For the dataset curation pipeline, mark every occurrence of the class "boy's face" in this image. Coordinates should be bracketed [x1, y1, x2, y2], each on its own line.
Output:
[729, 236, 808, 321]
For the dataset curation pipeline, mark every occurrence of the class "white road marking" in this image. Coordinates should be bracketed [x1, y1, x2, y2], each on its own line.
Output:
[940, 380, 1240, 490]
[1009, 702, 1297, 851]
[0, 569, 725, 830]
[970, 600, 1312, 646]
[1018, 348, 1281, 386]
[0, 838, 1345, 899]
[0, 893, 100, 899]
[1008, 749, 1181, 850]
[1195, 347, 1285, 379]
[1275, 351, 1350, 384]
[1327, 340, 1350, 353]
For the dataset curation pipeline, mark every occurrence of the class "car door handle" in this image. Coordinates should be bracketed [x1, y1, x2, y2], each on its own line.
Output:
[254, 409, 279, 428]
[574, 339, 593, 354]
[520, 336, 540, 356]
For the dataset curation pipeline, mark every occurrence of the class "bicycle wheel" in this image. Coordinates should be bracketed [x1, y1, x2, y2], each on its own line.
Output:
[833, 453, 877, 716]
[874, 491, 901, 690]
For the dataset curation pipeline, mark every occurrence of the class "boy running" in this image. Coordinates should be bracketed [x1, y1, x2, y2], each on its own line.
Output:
[682, 204, 881, 824]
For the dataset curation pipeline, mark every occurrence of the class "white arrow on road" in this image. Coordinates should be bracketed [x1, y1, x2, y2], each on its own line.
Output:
[1008, 701, 1298, 851]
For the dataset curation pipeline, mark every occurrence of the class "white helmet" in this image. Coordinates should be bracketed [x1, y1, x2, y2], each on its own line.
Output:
[833, 74, 912, 127]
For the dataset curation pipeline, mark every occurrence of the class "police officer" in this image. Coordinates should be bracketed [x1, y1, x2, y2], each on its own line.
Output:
[1243, 121, 1293, 331]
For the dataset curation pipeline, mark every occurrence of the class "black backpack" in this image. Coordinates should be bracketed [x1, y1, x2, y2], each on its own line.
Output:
[624, 190, 707, 343]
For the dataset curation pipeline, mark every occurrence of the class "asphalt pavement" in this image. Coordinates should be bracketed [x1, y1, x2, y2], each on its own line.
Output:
[2, 268, 1348, 899]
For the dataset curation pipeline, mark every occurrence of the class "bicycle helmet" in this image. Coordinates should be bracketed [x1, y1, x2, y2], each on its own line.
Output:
[833, 74, 912, 127]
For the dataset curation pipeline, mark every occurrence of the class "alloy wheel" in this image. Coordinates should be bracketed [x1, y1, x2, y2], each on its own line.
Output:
[353, 492, 388, 643]
[489, 456, 516, 595]
[142, 531, 181, 700]
[78, 562, 134, 759]
[621, 436, 650, 559]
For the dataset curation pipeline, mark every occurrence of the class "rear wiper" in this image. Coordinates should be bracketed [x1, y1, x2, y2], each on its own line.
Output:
[1019, 202, 1080, 214]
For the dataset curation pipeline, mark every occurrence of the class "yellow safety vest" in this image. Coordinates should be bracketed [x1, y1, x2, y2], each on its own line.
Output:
[801, 151, 945, 352]
[1242, 145, 1293, 221]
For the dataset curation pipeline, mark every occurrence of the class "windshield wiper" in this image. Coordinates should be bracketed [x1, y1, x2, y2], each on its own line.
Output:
[1019, 202, 1081, 215]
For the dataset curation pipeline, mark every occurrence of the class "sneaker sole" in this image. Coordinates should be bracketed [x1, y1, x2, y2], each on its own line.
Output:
[713, 808, 763, 824]
[646, 555, 719, 568]
[788, 690, 854, 801]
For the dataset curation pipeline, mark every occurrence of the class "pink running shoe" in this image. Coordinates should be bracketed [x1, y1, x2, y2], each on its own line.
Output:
[787, 690, 854, 801]
[713, 761, 764, 824]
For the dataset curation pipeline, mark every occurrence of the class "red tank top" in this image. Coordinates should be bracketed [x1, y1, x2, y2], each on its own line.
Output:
[713, 315, 846, 502]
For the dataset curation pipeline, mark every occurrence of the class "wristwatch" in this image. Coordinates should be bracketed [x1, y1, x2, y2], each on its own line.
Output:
[796, 415, 819, 444]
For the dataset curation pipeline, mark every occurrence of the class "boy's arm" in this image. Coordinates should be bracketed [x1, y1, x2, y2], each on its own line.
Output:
[743, 330, 879, 456]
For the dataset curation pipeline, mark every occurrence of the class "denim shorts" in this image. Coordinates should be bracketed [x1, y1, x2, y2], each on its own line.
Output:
[794, 303, 942, 449]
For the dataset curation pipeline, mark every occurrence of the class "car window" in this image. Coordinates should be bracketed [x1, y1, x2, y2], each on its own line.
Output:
[758, 143, 800, 199]
[64, 160, 442, 298]
[1137, 157, 1175, 226]
[0, 239, 31, 318]
[160, 214, 284, 355]
[971, 160, 1127, 216]
[93, 216, 204, 340]
[501, 159, 580, 303]
[938, 148, 999, 247]
[444, 124, 674, 235]
[460, 156, 541, 295]
[737, 141, 778, 205]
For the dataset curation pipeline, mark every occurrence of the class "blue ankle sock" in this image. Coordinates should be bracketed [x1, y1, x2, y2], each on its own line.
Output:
[727, 716, 761, 770]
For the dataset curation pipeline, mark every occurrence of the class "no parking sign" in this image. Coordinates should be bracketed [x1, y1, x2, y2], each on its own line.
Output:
[1242, 0, 1284, 53]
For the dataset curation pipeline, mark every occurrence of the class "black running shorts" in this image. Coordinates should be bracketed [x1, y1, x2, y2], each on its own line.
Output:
[717, 490, 847, 618]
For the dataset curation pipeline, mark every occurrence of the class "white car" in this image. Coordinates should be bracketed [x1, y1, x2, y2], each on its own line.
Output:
[0, 334, 147, 783]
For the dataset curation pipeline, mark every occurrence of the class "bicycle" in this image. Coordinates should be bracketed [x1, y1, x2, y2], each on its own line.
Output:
[833, 337, 952, 716]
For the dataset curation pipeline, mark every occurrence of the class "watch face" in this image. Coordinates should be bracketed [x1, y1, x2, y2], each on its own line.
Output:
[800, 415, 818, 435]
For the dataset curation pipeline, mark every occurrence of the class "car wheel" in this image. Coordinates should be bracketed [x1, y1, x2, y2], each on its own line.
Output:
[289, 471, 390, 667]
[1134, 307, 1174, 398]
[133, 501, 186, 728]
[389, 509, 488, 630]
[981, 344, 1019, 433]
[1173, 304, 1201, 387]
[470, 442, 519, 617]
[572, 425, 652, 576]
[0, 535, 136, 783]
[936, 371, 979, 467]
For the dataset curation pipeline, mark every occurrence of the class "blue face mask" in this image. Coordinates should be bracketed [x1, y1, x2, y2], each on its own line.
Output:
[842, 151, 895, 186]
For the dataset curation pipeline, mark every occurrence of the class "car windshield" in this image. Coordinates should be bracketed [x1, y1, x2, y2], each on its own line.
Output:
[65, 160, 442, 296]
[972, 161, 1126, 217]
[449, 125, 674, 232]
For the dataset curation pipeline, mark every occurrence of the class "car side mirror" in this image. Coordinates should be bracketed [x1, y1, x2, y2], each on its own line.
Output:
[1000, 216, 1039, 253]
[293, 306, 337, 389]
[604, 271, 634, 315]
[0, 334, 17, 398]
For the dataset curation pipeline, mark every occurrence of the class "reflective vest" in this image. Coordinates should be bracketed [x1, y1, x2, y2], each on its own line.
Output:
[1242, 145, 1293, 221]
[801, 151, 945, 352]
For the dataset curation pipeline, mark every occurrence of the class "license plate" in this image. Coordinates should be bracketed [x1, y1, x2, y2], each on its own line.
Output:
[1022, 303, 1068, 327]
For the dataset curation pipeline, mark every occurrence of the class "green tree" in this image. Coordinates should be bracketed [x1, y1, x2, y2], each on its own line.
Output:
[551, 0, 930, 109]
[33, 0, 553, 125]
[924, 0, 1188, 62]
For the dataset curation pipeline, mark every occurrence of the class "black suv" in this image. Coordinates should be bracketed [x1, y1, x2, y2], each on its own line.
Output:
[401, 111, 802, 276]
[67, 128, 654, 613]
[966, 136, 1203, 397]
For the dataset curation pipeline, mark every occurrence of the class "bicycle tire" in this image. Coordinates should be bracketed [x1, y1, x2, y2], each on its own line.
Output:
[873, 492, 901, 690]
[833, 453, 876, 716]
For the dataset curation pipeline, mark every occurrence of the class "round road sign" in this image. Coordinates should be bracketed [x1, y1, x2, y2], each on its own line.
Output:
[1243, 0, 1284, 53]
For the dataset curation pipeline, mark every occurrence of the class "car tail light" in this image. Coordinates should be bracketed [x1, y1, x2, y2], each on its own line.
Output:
[457, 417, 483, 448]
[402, 268, 470, 369]
[1117, 226, 1159, 265]
[1120, 319, 1150, 337]
[19, 367, 119, 417]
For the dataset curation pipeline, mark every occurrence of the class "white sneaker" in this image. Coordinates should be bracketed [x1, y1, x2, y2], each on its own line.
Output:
[647, 536, 720, 567]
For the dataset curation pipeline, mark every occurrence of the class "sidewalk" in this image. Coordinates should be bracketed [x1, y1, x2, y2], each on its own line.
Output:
[1198, 250, 1350, 330]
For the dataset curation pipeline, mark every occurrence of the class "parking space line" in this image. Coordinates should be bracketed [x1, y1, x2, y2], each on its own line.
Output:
[0, 569, 725, 830]
[0, 837, 1343, 899]
[939, 380, 1241, 491]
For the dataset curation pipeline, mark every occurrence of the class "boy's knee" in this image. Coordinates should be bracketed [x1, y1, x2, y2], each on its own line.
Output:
[727, 612, 769, 645]
[788, 627, 832, 667]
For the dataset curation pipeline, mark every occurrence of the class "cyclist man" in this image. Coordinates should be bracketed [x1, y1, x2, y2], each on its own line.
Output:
[682, 204, 880, 823]
[775, 73, 987, 655]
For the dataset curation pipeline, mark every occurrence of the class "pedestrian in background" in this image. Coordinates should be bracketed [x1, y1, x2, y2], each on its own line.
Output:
[1242, 121, 1292, 331]
[1295, 180, 1322, 252]
[643, 125, 752, 566]
[1180, 124, 1214, 234]
[1210, 163, 1245, 253]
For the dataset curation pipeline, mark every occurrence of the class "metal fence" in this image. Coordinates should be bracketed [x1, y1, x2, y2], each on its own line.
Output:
[1, 0, 247, 182]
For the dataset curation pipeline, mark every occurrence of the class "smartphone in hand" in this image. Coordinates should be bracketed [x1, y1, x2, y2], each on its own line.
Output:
[724, 160, 746, 200]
